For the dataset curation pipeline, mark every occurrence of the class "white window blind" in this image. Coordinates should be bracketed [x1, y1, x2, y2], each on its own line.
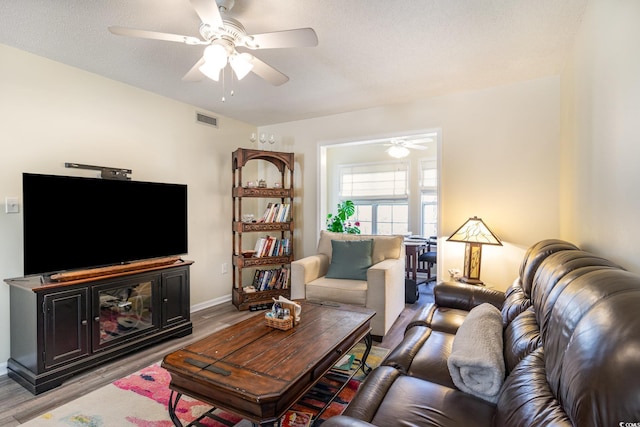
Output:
[420, 159, 438, 189]
[340, 162, 409, 199]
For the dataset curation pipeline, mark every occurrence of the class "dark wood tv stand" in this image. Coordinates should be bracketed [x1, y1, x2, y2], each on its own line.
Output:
[4, 259, 193, 394]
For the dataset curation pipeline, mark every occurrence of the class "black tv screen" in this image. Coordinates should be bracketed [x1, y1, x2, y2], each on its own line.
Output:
[23, 173, 188, 276]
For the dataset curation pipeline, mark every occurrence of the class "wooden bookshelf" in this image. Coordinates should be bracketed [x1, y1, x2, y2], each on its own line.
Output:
[231, 148, 294, 310]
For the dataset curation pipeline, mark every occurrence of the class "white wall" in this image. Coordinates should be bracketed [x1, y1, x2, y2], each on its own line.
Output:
[560, 0, 640, 271]
[0, 44, 255, 370]
[261, 76, 562, 291]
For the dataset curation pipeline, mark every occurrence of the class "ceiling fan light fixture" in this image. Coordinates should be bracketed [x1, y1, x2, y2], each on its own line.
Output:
[229, 53, 254, 80]
[203, 43, 228, 70]
[387, 145, 411, 159]
[199, 62, 222, 81]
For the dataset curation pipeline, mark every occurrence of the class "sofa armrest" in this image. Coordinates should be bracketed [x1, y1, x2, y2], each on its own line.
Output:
[290, 254, 329, 299]
[366, 258, 405, 336]
[434, 281, 506, 311]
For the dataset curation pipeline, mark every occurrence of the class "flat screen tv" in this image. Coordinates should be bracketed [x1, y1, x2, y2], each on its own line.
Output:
[22, 173, 188, 276]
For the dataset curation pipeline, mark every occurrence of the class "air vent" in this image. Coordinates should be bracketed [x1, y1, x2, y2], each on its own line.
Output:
[196, 112, 218, 128]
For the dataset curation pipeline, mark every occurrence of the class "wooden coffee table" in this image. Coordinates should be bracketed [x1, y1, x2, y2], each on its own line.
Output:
[161, 300, 375, 426]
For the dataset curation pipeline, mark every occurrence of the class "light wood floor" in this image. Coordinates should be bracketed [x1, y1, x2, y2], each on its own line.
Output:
[0, 281, 434, 426]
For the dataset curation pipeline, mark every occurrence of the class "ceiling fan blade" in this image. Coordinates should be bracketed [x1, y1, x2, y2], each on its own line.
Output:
[182, 57, 206, 82]
[244, 28, 318, 49]
[404, 143, 428, 150]
[405, 137, 434, 144]
[109, 26, 205, 45]
[247, 56, 289, 86]
[190, 0, 224, 29]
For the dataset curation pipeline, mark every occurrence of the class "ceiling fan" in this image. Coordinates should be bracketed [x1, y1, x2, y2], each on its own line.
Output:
[384, 136, 433, 158]
[108, 0, 318, 86]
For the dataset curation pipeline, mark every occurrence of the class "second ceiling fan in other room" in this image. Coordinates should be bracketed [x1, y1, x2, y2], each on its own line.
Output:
[384, 136, 432, 158]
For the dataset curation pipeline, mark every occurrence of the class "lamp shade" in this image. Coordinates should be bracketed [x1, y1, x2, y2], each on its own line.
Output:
[447, 216, 501, 285]
[447, 216, 502, 246]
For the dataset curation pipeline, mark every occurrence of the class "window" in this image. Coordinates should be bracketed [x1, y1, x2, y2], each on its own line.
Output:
[340, 162, 408, 199]
[421, 194, 437, 237]
[420, 159, 438, 237]
[340, 162, 409, 234]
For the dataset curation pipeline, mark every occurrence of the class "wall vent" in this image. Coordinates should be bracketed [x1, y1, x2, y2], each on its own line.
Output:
[196, 112, 218, 128]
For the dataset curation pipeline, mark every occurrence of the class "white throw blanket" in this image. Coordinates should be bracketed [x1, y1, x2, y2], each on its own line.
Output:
[447, 303, 505, 403]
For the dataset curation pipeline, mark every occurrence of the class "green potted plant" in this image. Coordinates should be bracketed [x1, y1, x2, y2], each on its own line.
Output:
[326, 200, 361, 234]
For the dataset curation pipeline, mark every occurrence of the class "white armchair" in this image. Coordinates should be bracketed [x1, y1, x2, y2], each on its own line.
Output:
[291, 231, 405, 338]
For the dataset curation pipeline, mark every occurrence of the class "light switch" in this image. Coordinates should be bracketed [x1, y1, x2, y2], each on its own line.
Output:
[5, 197, 19, 214]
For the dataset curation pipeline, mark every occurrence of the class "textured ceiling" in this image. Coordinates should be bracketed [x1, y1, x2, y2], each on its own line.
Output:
[0, 0, 587, 126]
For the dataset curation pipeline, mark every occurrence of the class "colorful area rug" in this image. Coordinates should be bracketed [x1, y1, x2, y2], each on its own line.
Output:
[23, 343, 388, 427]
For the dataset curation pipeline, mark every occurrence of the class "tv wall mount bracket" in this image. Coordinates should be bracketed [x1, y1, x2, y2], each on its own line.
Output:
[65, 162, 132, 180]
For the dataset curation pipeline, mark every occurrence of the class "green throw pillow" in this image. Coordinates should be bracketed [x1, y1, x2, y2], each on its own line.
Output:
[325, 239, 373, 281]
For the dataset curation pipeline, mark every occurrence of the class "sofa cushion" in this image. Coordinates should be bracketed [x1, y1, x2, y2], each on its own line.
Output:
[306, 276, 367, 306]
[501, 280, 532, 326]
[531, 250, 622, 337]
[495, 348, 573, 427]
[317, 230, 403, 264]
[343, 366, 495, 427]
[405, 303, 468, 334]
[406, 282, 506, 334]
[383, 325, 457, 389]
[369, 234, 403, 264]
[518, 239, 579, 298]
[503, 307, 540, 374]
[325, 239, 373, 280]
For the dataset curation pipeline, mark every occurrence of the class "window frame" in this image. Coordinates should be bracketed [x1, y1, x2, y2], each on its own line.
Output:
[419, 159, 438, 237]
[338, 160, 410, 235]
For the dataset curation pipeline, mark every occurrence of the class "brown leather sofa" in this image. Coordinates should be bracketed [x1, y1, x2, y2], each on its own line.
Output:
[323, 239, 640, 427]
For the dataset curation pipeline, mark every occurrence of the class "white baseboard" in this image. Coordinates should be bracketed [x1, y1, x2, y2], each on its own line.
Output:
[0, 361, 7, 377]
[190, 293, 232, 313]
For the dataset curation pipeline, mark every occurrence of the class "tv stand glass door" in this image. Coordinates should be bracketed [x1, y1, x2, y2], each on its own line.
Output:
[93, 275, 159, 351]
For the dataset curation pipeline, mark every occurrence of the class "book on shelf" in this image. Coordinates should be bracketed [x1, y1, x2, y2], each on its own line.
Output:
[277, 203, 290, 222]
[253, 236, 291, 258]
[333, 353, 356, 371]
[280, 410, 312, 427]
[251, 270, 261, 288]
[262, 236, 274, 257]
[257, 202, 272, 223]
[268, 271, 279, 289]
[266, 203, 279, 222]
[251, 268, 290, 291]
[259, 270, 268, 291]
[282, 238, 291, 256]
[253, 236, 268, 257]
[278, 267, 290, 289]
[257, 202, 290, 223]
[253, 236, 265, 255]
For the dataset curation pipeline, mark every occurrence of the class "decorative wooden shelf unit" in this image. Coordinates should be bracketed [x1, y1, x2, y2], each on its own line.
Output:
[232, 148, 294, 310]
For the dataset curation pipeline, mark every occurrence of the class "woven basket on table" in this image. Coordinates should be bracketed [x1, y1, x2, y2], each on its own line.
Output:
[264, 301, 297, 330]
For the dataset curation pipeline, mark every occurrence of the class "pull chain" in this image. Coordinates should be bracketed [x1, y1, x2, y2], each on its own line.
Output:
[221, 67, 226, 102]
[220, 67, 237, 103]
